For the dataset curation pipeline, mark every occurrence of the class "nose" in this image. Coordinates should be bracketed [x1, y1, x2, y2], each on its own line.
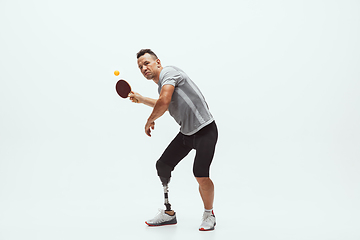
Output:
[143, 66, 150, 74]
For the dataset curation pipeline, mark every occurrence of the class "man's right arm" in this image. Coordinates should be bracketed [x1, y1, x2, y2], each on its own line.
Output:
[128, 91, 157, 108]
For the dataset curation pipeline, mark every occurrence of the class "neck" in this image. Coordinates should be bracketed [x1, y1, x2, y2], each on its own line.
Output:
[153, 66, 163, 84]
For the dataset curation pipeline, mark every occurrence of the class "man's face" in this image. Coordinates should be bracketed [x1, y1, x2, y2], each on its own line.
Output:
[137, 53, 161, 80]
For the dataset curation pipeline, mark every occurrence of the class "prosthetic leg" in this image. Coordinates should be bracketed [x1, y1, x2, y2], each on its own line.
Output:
[160, 177, 172, 211]
[157, 160, 174, 211]
[143, 160, 178, 226]
[145, 175, 177, 226]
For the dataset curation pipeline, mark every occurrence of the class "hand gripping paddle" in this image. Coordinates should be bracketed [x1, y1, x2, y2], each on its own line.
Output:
[115, 79, 138, 102]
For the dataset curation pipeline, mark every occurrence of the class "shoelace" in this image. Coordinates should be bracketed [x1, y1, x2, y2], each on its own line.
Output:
[202, 213, 215, 224]
[152, 209, 171, 224]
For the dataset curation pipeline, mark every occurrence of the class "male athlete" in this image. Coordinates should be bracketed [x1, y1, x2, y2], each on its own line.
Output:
[129, 49, 218, 231]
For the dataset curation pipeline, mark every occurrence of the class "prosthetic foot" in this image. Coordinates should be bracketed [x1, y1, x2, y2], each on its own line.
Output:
[145, 176, 177, 226]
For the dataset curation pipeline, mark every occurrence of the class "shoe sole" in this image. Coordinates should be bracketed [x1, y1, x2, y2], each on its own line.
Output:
[199, 223, 216, 231]
[145, 221, 177, 227]
[145, 218, 177, 227]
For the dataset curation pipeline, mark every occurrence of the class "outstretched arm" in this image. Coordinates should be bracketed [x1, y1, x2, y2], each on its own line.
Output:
[145, 85, 175, 137]
[128, 92, 157, 107]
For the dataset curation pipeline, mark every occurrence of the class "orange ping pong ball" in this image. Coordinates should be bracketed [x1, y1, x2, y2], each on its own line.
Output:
[114, 70, 120, 76]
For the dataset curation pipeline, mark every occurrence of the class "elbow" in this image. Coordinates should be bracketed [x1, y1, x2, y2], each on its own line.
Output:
[157, 97, 171, 108]
[163, 99, 171, 107]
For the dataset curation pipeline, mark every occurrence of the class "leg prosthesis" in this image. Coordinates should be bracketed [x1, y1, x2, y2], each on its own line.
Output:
[156, 160, 173, 211]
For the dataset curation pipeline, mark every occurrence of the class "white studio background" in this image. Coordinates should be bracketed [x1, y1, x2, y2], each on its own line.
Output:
[1, 0, 359, 240]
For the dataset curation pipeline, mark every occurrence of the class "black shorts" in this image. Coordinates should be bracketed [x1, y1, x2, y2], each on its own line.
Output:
[157, 121, 218, 178]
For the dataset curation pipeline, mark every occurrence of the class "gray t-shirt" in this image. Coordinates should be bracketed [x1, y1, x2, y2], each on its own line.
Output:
[158, 66, 214, 135]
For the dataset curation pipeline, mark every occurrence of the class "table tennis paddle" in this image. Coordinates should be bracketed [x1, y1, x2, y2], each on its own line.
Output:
[115, 79, 138, 102]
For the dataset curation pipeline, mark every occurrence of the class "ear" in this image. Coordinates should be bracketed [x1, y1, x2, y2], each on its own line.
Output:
[156, 59, 161, 68]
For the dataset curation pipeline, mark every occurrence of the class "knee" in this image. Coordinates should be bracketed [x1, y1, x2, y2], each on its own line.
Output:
[193, 164, 210, 178]
[156, 160, 173, 179]
[196, 177, 213, 189]
[156, 160, 174, 186]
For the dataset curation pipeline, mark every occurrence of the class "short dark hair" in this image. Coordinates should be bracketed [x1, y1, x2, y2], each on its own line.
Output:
[136, 49, 158, 59]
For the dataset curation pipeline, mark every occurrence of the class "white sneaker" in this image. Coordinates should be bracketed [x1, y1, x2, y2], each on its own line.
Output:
[145, 209, 177, 226]
[199, 210, 216, 231]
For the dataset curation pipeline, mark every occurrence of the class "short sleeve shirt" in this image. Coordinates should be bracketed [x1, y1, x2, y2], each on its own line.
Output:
[158, 66, 214, 135]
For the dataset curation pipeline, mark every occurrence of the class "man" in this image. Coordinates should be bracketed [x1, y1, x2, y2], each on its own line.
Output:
[129, 49, 218, 231]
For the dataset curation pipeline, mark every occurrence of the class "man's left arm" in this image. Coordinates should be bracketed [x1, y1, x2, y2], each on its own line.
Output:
[145, 84, 175, 137]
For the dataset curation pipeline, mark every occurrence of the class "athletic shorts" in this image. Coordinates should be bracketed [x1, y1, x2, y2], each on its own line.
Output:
[157, 121, 218, 178]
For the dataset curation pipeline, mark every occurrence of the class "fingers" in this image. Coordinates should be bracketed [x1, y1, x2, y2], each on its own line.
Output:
[145, 123, 151, 137]
[145, 125, 152, 137]
[145, 121, 155, 137]
[151, 122, 155, 130]
[128, 91, 136, 97]
[131, 97, 139, 103]
[146, 128, 151, 137]
[128, 91, 139, 103]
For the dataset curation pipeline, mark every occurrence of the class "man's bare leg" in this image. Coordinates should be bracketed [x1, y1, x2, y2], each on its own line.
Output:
[196, 177, 214, 210]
